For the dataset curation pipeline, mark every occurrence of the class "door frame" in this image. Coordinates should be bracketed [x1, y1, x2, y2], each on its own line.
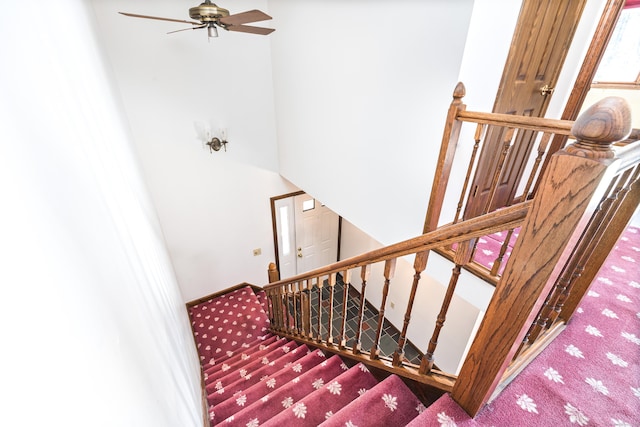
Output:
[534, 0, 625, 192]
[270, 191, 342, 276]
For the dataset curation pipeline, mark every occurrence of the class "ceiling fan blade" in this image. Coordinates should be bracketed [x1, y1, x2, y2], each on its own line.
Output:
[119, 12, 202, 26]
[167, 24, 207, 34]
[226, 24, 275, 35]
[219, 10, 272, 26]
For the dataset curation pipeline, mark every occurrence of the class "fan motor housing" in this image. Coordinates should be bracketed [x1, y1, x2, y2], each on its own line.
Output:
[189, 3, 229, 22]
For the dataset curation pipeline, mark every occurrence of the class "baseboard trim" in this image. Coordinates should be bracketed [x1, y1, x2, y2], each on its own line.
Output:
[186, 282, 263, 308]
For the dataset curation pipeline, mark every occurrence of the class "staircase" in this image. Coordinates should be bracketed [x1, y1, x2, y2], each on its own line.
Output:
[189, 285, 448, 426]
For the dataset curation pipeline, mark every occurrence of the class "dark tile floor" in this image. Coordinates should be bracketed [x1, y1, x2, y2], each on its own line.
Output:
[291, 276, 423, 365]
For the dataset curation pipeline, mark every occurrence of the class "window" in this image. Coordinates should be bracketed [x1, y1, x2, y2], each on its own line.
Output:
[592, 7, 640, 89]
[302, 198, 315, 212]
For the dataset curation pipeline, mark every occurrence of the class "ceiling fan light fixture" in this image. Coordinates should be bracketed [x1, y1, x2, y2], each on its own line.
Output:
[207, 24, 218, 38]
[189, 2, 229, 22]
[120, 1, 274, 39]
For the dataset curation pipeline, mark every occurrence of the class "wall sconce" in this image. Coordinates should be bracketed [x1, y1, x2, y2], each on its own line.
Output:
[206, 135, 228, 152]
[195, 122, 228, 153]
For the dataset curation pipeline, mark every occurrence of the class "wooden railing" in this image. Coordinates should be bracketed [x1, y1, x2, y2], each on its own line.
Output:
[264, 201, 530, 392]
[452, 95, 637, 416]
[263, 88, 637, 416]
[424, 82, 577, 284]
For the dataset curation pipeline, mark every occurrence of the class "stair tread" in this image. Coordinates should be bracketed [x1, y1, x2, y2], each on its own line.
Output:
[406, 393, 480, 427]
[205, 336, 287, 383]
[319, 374, 426, 426]
[211, 347, 328, 423]
[206, 343, 306, 406]
[261, 362, 378, 426]
[192, 286, 427, 426]
[218, 354, 348, 426]
[202, 333, 275, 370]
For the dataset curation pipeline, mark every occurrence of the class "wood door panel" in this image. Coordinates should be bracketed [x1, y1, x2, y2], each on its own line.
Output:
[464, 0, 587, 219]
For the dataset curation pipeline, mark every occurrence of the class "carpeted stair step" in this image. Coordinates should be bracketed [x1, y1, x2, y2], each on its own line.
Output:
[202, 334, 275, 371]
[211, 348, 329, 423]
[204, 334, 278, 374]
[319, 374, 427, 426]
[218, 354, 349, 425]
[261, 362, 379, 426]
[204, 336, 287, 385]
[207, 343, 309, 407]
[405, 393, 479, 426]
[191, 285, 431, 426]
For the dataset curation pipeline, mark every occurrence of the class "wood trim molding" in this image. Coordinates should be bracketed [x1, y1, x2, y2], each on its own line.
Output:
[269, 190, 305, 272]
[537, 0, 625, 188]
[185, 282, 263, 307]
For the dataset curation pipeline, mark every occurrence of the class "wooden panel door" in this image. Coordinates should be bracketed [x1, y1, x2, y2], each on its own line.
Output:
[464, 0, 587, 219]
[294, 195, 340, 275]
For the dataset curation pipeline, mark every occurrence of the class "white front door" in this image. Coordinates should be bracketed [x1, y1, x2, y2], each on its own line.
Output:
[274, 194, 340, 278]
[294, 195, 339, 274]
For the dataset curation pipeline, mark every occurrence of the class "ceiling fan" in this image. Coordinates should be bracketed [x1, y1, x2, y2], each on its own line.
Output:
[119, 1, 275, 39]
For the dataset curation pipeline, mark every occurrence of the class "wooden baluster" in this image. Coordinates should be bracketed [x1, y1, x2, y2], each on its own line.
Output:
[285, 283, 294, 332]
[393, 252, 428, 366]
[269, 288, 277, 331]
[420, 241, 473, 374]
[484, 128, 516, 213]
[352, 265, 371, 355]
[464, 128, 516, 263]
[524, 173, 626, 347]
[490, 133, 552, 276]
[490, 228, 515, 276]
[546, 167, 638, 325]
[316, 276, 324, 343]
[301, 279, 311, 338]
[293, 281, 301, 336]
[560, 163, 640, 321]
[453, 96, 632, 417]
[326, 273, 337, 346]
[521, 132, 552, 201]
[274, 287, 284, 332]
[338, 270, 351, 350]
[454, 123, 486, 224]
[370, 260, 395, 359]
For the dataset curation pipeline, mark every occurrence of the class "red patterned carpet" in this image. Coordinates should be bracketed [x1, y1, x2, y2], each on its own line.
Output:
[414, 223, 640, 426]
[188, 223, 639, 426]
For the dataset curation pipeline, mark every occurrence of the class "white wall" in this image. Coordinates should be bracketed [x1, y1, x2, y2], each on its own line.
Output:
[335, 0, 612, 374]
[583, 88, 640, 127]
[90, 0, 297, 301]
[271, 0, 475, 246]
[340, 220, 484, 374]
[0, 1, 202, 425]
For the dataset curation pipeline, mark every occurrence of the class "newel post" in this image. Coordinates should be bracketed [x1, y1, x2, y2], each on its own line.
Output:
[268, 262, 280, 283]
[423, 82, 467, 234]
[451, 97, 631, 417]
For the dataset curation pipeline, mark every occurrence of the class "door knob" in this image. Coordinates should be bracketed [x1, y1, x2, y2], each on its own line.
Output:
[297, 247, 303, 258]
[539, 84, 555, 96]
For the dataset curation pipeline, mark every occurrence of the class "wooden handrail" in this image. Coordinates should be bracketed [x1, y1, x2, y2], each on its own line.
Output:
[264, 200, 530, 291]
[456, 110, 574, 135]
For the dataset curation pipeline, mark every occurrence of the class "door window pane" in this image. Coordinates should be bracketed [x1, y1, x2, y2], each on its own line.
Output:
[593, 8, 640, 85]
